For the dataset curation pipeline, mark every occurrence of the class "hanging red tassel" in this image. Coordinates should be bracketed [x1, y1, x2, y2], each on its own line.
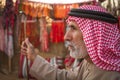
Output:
[50, 20, 65, 43]
[40, 17, 49, 52]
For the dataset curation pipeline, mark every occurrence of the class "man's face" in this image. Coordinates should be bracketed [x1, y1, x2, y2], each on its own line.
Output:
[64, 21, 88, 59]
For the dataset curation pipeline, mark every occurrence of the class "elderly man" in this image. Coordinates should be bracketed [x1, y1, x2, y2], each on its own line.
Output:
[21, 5, 120, 80]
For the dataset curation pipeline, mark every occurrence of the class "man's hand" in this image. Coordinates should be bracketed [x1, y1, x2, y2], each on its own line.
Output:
[21, 38, 37, 61]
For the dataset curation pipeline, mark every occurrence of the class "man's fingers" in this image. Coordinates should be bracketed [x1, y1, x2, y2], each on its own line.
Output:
[25, 38, 33, 47]
[21, 43, 27, 55]
[21, 41, 26, 48]
[21, 49, 27, 55]
[21, 45, 27, 51]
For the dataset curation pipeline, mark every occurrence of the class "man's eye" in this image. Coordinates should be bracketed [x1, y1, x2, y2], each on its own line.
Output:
[69, 25, 76, 30]
[66, 25, 76, 30]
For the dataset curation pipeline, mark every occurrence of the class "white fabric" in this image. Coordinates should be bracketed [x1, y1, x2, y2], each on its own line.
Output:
[28, 0, 94, 4]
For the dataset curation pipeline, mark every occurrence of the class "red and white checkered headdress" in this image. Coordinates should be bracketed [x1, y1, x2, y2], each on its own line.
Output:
[66, 5, 120, 72]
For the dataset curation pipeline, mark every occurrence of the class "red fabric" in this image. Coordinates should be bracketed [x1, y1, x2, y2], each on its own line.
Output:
[18, 54, 24, 78]
[64, 55, 75, 67]
[19, 18, 40, 47]
[66, 5, 120, 72]
[54, 5, 69, 19]
[54, 4, 79, 19]
[56, 57, 65, 69]
[50, 20, 65, 43]
[45, 58, 51, 62]
[19, 16, 39, 79]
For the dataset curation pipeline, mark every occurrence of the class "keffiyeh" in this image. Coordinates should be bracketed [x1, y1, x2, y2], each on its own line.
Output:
[66, 5, 120, 72]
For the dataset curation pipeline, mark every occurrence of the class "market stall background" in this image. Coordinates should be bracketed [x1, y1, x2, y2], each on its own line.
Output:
[0, 0, 119, 80]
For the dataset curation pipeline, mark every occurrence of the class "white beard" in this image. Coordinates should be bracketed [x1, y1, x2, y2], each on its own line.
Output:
[69, 47, 81, 59]
[69, 45, 87, 59]
[65, 41, 86, 59]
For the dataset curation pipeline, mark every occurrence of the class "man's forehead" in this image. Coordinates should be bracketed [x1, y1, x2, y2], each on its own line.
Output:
[67, 21, 79, 28]
[68, 21, 78, 26]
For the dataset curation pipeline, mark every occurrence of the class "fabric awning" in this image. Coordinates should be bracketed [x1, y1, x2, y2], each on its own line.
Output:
[28, 0, 94, 4]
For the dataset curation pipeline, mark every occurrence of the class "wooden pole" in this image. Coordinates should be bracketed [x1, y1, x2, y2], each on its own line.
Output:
[24, 16, 29, 80]
[8, 57, 11, 73]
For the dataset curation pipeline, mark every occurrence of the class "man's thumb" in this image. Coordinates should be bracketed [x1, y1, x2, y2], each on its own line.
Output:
[25, 38, 31, 47]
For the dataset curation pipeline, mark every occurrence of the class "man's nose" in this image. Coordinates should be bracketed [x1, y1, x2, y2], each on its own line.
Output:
[64, 31, 72, 41]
